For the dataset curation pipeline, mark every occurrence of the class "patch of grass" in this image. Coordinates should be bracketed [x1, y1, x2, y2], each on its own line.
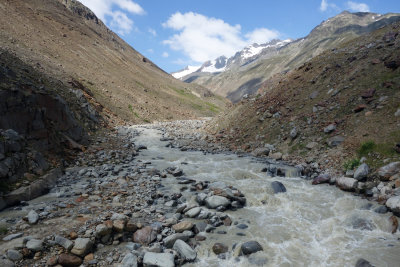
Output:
[133, 112, 140, 118]
[344, 158, 361, 171]
[0, 225, 8, 235]
[128, 104, 133, 112]
[289, 142, 306, 153]
[358, 141, 376, 157]
[143, 119, 150, 123]
[206, 102, 220, 113]
[0, 181, 11, 193]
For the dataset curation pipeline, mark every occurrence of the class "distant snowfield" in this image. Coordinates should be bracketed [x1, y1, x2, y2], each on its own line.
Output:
[172, 65, 200, 79]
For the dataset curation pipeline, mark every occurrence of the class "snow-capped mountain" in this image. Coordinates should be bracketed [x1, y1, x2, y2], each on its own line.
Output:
[171, 65, 201, 79]
[171, 39, 292, 80]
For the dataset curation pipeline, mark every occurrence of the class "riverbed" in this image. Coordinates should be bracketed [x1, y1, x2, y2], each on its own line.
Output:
[132, 125, 400, 267]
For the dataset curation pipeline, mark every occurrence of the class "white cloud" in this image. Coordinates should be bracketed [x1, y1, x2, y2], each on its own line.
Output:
[246, 28, 279, 44]
[79, 0, 144, 35]
[148, 28, 157, 37]
[346, 1, 370, 12]
[147, 49, 154, 54]
[162, 12, 279, 63]
[162, 52, 169, 58]
[319, 0, 338, 12]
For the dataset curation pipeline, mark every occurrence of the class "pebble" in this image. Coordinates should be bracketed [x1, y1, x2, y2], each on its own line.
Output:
[212, 243, 228, 255]
[26, 239, 43, 251]
[6, 249, 23, 261]
[27, 210, 39, 224]
[3, 233, 23, 241]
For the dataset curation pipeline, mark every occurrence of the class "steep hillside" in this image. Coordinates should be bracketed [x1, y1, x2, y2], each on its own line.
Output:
[0, 0, 227, 124]
[206, 21, 400, 172]
[184, 11, 400, 103]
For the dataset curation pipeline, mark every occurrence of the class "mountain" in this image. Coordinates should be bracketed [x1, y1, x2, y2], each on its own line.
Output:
[180, 11, 400, 103]
[173, 39, 292, 80]
[205, 20, 400, 171]
[0, 0, 227, 124]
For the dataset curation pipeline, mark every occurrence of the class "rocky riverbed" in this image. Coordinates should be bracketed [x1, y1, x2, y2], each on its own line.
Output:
[0, 120, 400, 267]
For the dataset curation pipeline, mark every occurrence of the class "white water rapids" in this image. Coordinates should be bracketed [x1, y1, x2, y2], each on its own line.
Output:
[132, 126, 400, 267]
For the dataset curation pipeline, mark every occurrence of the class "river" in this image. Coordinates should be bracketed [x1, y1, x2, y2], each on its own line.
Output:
[132, 125, 400, 267]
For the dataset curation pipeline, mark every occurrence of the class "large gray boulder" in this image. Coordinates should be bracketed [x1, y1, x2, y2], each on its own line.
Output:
[120, 253, 138, 267]
[27, 210, 39, 224]
[71, 238, 92, 256]
[163, 232, 190, 248]
[377, 162, 400, 181]
[386, 196, 400, 216]
[204, 196, 231, 209]
[143, 252, 175, 267]
[354, 163, 369, 180]
[336, 177, 358, 191]
[173, 239, 197, 261]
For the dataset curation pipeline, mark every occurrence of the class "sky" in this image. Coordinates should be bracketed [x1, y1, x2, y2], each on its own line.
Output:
[79, 0, 400, 73]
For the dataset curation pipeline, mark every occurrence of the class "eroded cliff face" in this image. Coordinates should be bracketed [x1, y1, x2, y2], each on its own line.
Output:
[0, 50, 100, 195]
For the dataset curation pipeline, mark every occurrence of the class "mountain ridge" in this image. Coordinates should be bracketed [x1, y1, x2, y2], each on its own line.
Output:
[178, 11, 400, 102]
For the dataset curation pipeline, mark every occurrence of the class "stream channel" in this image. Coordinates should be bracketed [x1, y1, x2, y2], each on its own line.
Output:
[132, 125, 400, 267]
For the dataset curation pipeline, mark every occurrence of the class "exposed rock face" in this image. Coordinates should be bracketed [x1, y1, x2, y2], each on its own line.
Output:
[0, 49, 99, 198]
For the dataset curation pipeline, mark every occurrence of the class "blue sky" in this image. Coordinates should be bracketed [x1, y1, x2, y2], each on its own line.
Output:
[79, 0, 400, 73]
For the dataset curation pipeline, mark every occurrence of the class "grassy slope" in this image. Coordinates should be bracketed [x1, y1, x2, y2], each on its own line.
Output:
[0, 0, 227, 124]
[207, 22, 400, 171]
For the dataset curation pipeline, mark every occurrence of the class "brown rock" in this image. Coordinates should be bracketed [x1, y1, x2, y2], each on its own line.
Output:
[47, 256, 58, 266]
[69, 232, 78, 240]
[172, 221, 194, 233]
[353, 104, 367, 113]
[195, 235, 206, 241]
[113, 220, 125, 232]
[371, 58, 380, 65]
[361, 88, 376, 99]
[212, 243, 228, 255]
[58, 253, 83, 267]
[223, 217, 232, 226]
[389, 216, 398, 234]
[84, 253, 94, 261]
[133, 226, 156, 245]
[395, 179, 400, 188]
[126, 220, 138, 232]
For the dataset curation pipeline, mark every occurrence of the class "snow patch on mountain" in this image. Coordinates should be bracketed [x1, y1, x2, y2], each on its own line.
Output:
[172, 65, 200, 79]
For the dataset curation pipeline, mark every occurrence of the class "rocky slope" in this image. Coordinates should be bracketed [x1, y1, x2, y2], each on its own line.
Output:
[0, 0, 227, 202]
[182, 11, 400, 102]
[206, 20, 400, 175]
[0, 0, 227, 124]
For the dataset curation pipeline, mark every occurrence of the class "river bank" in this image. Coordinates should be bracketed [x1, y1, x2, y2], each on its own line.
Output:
[0, 121, 399, 266]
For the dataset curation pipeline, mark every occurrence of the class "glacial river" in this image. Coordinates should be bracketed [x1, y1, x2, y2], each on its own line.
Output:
[132, 125, 400, 267]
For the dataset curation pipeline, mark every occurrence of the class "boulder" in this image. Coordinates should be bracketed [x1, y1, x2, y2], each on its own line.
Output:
[327, 136, 344, 147]
[212, 243, 228, 255]
[185, 207, 201, 218]
[172, 221, 193, 233]
[163, 233, 190, 248]
[270, 152, 283, 160]
[240, 241, 263, 255]
[26, 239, 43, 251]
[27, 210, 39, 224]
[271, 181, 286, 193]
[355, 258, 374, 267]
[6, 249, 23, 261]
[133, 226, 157, 245]
[173, 239, 197, 261]
[324, 124, 336, 133]
[336, 177, 358, 191]
[312, 174, 331, 185]
[71, 238, 92, 256]
[251, 148, 270, 157]
[55, 235, 74, 250]
[386, 196, 400, 216]
[204, 196, 231, 209]
[377, 162, 400, 181]
[354, 163, 369, 180]
[58, 253, 83, 267]
[143, 252, 175, 267]
[120, 253, 138, 267]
